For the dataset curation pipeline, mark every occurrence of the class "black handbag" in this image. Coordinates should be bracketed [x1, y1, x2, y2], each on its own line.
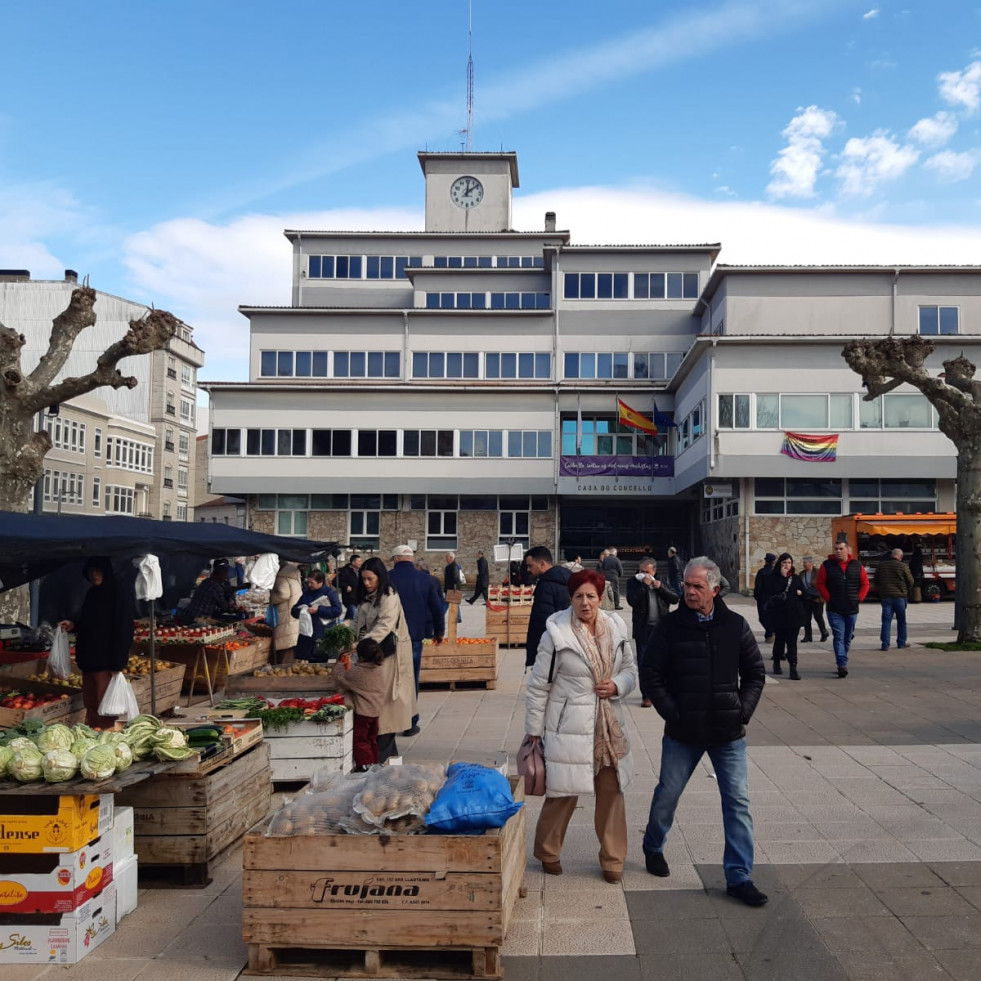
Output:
[380, 631, 398, 656]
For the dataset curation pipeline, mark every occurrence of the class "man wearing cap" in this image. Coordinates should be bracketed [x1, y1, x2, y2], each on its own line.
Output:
[180, 559, 239, 623]
[753, 553, 777, 641]
[390, 545, 445, 737]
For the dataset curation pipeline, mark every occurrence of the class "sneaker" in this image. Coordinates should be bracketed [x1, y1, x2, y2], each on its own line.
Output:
[726, 881, 768, 906]
[402, 725, 421, 737]
[899, 642, 911, 648]
[644, 850, 670, 877]
[837, 667, 848, 678]
[880, 645, 890, 651]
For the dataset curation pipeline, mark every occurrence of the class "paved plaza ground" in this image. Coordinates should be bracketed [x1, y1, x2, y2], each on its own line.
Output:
[9, 593, 981, 980]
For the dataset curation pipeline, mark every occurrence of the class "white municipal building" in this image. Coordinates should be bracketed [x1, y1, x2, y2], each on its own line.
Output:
[204, 151, 979, 590]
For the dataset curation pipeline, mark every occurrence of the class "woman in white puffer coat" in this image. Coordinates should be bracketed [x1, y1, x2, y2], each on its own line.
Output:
[525, 568, 637, 884]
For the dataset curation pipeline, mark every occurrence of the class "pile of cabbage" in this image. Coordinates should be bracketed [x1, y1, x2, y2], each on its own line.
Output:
[0, 715, 197, 784]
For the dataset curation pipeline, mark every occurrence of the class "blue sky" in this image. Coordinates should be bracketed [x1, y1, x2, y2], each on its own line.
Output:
[2, 0, 981, 385]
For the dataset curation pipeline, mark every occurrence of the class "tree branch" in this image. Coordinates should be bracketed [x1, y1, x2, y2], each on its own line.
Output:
[26, 286, 98, 390]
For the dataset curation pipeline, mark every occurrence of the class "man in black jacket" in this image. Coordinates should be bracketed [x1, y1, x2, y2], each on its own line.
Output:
[640, 556, 768, 907]
[337, 555, 362, 620]
[753, 552, 777, 640]
[466, 550, 490, 605]
[524, 546, 572, 667]
[626, 557, 679, 706]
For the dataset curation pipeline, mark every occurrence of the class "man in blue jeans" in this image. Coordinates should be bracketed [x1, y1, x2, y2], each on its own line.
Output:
[817, 540, 870, 677]
[874, 548, 914, 650]
[639, 557, 768, 906]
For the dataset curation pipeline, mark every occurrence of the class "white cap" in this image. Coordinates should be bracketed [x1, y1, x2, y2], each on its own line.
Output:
[392, 544, 414, 557]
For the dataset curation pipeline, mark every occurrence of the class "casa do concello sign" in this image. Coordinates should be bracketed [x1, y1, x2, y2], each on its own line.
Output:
[558, 456, 675, 495]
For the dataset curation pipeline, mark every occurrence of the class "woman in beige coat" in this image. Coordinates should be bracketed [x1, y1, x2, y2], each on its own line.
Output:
[351, 556, 414, 762]
[269, 562, 302, 663]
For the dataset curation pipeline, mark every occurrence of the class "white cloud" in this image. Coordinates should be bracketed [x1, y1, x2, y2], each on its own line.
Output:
[850, 87, 862, 105]
[766, 105, 838, 199]
[938, 60, 981, 112]
[924, 149, 978, 182]
[862, 8, 879, 18]
[908, 111, 959, 148]
[835, 131, 920, 195]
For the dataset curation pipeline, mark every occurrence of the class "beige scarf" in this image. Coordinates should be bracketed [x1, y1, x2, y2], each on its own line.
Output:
[571, 612, 629, 773]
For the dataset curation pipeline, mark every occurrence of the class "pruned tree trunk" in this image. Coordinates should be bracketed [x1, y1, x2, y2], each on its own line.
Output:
[843, 336, 981, 643]
[0, 286, 183, 624]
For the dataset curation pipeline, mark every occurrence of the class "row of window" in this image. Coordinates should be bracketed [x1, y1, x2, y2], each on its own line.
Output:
[558, 417, 666, 457]
[45, 418, 86, 454]
[718, 392, 941, 431]
[165, 393, 195, 423]
[676, 401, 705, 454]
[43, 470, 85, 507]
[164, 430, 191, 460]
[212, 428, 553, 459]
[105, 436, 154, 474]
[425, 291, 551, 310]
[753, 477, 936, 516]
[563, 351, 684, 381]
[260, 350, 401, 379]
[919, 306, 958, 335]
[563, 271, 700, 301]
[307, 254, 547, 280]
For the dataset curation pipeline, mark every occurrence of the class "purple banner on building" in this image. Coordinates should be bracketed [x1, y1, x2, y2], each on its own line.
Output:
[559, 456, 674, 478]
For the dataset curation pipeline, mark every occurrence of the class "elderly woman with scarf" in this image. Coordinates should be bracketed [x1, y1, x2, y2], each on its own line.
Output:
[58, 556, 135, 728]
[524, 568, 637, 884]
[351, 557, 415, 763]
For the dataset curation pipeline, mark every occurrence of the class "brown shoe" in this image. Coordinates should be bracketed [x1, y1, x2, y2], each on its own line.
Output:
[542, 861, 563, 875]
[602, 870, 622, 884]
[641, 698, 652, 707]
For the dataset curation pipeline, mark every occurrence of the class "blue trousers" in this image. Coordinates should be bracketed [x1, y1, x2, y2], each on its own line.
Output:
[880, 597, 907, 648]
[643, 735, 755, 887]
[827, 611, 858, 667]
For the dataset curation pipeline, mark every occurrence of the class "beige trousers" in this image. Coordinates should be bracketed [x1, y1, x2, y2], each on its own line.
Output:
[533, 765, 627, 873]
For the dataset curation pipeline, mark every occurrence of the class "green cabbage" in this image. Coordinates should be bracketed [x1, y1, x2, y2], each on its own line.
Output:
[42, 749, 78, 783]
[79, 746, 116, 782]
[125, 714, 162, 730]
[6, 736, 37, 754]
[112, 741, 134, 772]
[10, 746, 43, 782]
[152, 728, 187, 749]
[37, 724, 74, 753]
[98, 729, 119, 745]
[71, 737, 97, 760]
[72, 723, 97, 741]
[0, 744, 13, 776]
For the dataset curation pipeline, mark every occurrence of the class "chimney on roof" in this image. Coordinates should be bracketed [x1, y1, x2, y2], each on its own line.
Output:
[64, 269, 78, 284]
[0, 270, 31, 282]
[545, 212, 556, 233]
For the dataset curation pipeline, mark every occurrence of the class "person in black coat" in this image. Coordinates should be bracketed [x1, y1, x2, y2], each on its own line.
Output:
[761, 552, 807, 679]
[524, 546, 572, 667]
[291, 570, 343, 661]
[466, 550, 490, 605]
[337, 555, 363, 620]
[58, 556, 135, 728]
[640, 556, 768, 907]
[753, 553, 777, 640]
[627, 556, 679, 706]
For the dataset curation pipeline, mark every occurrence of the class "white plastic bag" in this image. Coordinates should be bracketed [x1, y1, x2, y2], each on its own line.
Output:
[297, 607, 314, 638]
[49, 627, 72, 680]
[98, 672, 140, 721]
[133, 554, 163, 600]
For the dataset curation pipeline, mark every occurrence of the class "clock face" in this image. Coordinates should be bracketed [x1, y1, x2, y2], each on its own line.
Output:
[450, 175, 484, 209]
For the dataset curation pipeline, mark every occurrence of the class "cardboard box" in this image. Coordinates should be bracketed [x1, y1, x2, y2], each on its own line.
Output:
[0, 794, 113, 854]
[0, 882, 116, 964]
[112, 807, 134, 863]
[114, 854, 138, 920]
[0, 834, 113, 914]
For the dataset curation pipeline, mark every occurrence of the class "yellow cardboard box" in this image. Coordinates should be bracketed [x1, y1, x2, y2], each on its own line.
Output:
[0, 795, 113, 854]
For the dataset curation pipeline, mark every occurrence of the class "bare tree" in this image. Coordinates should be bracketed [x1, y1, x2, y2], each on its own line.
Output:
[843, 334, 979, 642]
[0, 285, 181, 621]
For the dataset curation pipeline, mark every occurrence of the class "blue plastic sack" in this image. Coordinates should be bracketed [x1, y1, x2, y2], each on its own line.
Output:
[424, 762, 523, 834]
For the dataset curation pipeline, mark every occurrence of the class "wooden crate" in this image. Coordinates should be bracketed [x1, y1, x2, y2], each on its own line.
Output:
[484, 607, 530, 648]
[0, 678, 83, 727]
[419, 641, 500, 690]
[116, 741, 272, 886]
[487, 586, 534, 606]
[263, 711, 353, 783]
[128, 663, 185, 716]
[225, 669, 337, 696]
[241, 776, 526, 978]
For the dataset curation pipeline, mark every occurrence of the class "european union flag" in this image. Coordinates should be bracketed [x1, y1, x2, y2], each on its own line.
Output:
[651, 398, 677, 428]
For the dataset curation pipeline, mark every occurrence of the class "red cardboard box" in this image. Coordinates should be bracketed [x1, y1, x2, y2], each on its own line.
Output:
[0, 835, 113, 913]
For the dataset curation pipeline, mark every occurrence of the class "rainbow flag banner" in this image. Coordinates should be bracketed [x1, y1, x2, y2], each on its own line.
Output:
[617, 397, 658, 436]
[781, 432, 839, 463]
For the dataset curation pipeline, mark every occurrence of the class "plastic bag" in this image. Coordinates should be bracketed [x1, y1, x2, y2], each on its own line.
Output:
[425, 762, 523, 833]
[352, 763, 447, 834]
[268, 774, 371, 836]
[265, 603, 279, 628]
[48, 627, 72, 680]
[98, 672, 140, 721]
[297, 607, 313, 637]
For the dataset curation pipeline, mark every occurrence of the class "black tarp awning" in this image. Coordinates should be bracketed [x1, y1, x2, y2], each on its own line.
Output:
[0, 511, 336, 594]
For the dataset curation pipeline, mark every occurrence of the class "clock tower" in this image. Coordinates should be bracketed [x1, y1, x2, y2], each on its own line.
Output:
[418, 151, 518, 233]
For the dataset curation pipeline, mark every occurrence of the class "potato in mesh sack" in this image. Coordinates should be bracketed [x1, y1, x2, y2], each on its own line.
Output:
[266, 775, 368, 836]
[352, 763, 447, 833]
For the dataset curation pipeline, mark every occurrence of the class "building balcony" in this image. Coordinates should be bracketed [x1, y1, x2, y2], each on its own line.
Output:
[165, 406, 176, 416]
[163, 478, 174, 488]
[164, 441, 175, 452]
[167, 368, 178, 379]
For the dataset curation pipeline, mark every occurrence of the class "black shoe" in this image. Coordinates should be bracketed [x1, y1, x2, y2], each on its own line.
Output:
[402, 725, 421, 737]
[614, 606, 624, 610]
[802, 635, 812, 643]
[764, 633, 773, 641]
[771, 660, 782, 675]
[820, 633, 829, 642]
[644, 850, 670, 877]
[837, 667, 848, 678]
[726, 881, 768, 906]
[789, 668, 801, 681]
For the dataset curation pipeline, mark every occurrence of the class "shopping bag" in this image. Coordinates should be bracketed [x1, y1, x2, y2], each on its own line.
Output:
[49, 627, 72, 680]
[298, 607, 314, 637]
[98, 672, 141, 721]
[265, 603, 279, 628]
[516, 735, 546, 796]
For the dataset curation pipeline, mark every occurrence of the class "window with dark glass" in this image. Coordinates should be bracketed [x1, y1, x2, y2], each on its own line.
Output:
[260, 351, 276, 376]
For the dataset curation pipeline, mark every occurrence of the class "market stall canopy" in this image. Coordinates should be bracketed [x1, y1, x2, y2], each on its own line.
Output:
[852, 516, 957, 537]
[0, 511, 337, 592]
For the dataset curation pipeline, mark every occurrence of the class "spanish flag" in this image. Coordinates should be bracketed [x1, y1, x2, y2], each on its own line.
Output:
[617, 397, 658, 436]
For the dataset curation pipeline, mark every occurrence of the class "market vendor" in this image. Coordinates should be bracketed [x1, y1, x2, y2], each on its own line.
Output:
[57, 556, 134, 728]
[178, 558, 241, 623]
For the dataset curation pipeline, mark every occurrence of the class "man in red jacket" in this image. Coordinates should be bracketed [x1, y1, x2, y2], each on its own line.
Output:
[816, 541, 869, 678]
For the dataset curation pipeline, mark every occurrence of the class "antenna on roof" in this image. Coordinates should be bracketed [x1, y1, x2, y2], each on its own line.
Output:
[464, 0, 474, 152]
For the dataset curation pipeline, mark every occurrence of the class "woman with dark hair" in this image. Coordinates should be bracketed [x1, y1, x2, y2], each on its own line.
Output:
[352, 556, 415, 762]
[290, 568, 342, 661]
[524, 568, 637, 883]
[58, 557, 134, 727]
[762, 552, 807, 680]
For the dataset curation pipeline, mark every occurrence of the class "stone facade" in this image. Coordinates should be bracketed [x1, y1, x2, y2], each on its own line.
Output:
[699, 516, 741, 591]
[747, 515, 834, 584]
